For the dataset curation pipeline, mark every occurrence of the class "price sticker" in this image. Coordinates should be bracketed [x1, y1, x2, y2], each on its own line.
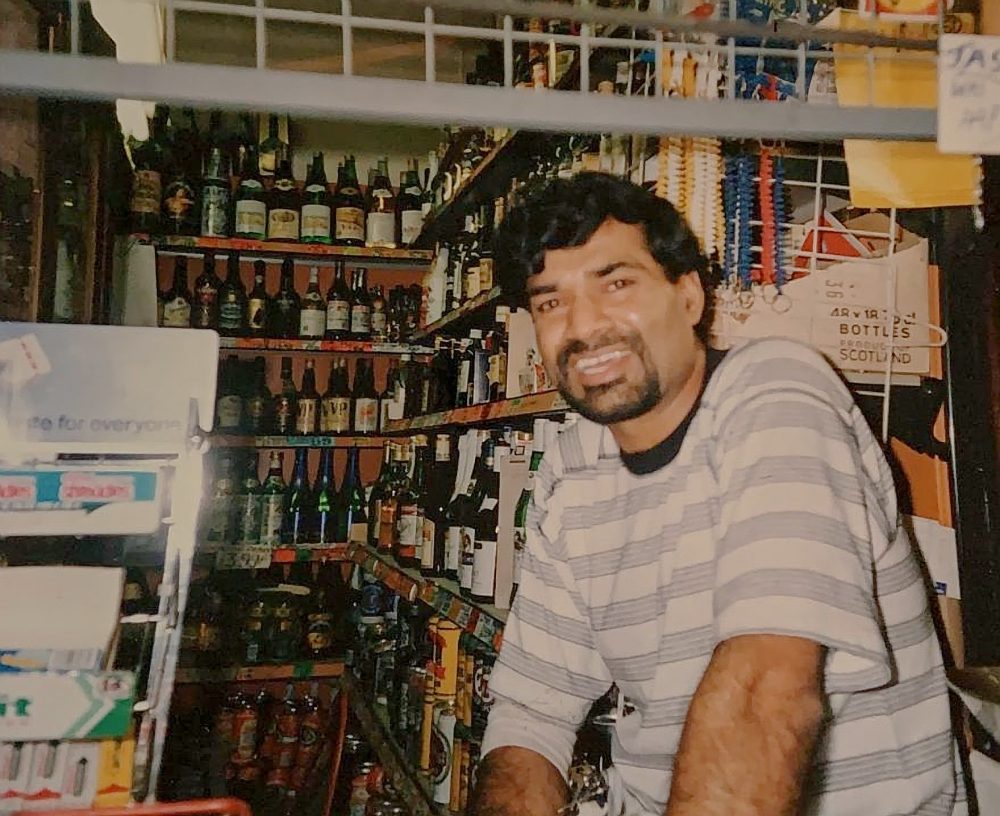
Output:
[215, 544, 273, 570]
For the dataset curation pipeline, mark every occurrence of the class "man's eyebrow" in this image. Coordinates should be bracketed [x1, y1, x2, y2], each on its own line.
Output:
[527, 262, 627, 298]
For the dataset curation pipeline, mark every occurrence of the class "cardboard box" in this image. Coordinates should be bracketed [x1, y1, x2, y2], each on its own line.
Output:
[505, 309, 552, 399]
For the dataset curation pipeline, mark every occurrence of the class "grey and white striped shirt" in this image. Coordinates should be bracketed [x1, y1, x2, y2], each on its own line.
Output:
[483, 338, 966, 816]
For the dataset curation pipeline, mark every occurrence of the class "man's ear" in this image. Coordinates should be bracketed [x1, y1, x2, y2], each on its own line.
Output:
[678, 271, 706, 329]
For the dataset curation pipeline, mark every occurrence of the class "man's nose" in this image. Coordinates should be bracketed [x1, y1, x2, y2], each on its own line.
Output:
[565, 293, 612, 340]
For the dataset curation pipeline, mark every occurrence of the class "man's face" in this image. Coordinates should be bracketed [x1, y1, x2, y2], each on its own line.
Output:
[526, 218, 705, 426]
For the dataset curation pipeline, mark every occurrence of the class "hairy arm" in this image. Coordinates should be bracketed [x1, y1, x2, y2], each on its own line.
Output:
[666, 634, 825, 816]
[469, 747, 569, 816]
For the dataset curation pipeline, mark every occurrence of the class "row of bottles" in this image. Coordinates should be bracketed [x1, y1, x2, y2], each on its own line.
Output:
[130, 107, 430, 247]
[204, 448, 367, 549]
[364, 420, 553, 607]
[158, 253, 421, 341]
[181, 562, 350, 666]
[352, 583, 495, 814]
[215, 355, 404, 436]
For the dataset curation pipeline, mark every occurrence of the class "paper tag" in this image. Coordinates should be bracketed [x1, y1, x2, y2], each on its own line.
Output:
[0, 334, 52, 386]
[215, 544, 273, 571]
[938, 34, 1000, 156]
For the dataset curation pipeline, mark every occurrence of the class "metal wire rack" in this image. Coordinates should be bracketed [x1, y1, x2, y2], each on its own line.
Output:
[0, 0, 954, 140]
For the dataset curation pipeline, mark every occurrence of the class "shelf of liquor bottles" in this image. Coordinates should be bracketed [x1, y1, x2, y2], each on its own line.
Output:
[349, 543, 507, 654]
[175, 659, 347, 685]
[218, 337, 430, 356]
[342, 673, 440, 816]
[213, 435, 392, 450]
[384, 391, 569, 435]
[141, 234, 434, 266]
[410, 288, 504, 342]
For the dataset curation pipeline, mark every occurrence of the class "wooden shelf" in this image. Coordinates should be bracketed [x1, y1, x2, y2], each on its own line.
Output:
[212, 434, 390, 449]
[349, 543, 507, 652]
[384, 391, 568, 434]
[271, 545, 348, 563]
[175, 659, 346, 684]
[343, 673, 440, 816]
[410, 287, 504, 342]
[218, 337, 431, 355]
[134, 234, 433, 264]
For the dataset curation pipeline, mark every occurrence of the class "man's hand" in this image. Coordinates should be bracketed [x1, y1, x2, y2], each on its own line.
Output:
[469, 746, 569, 816]
[667, 634, 825, 816]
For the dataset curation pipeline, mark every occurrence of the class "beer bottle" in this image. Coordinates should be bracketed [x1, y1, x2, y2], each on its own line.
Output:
[273, 357, 297, 436]
[295, 360, 320, 436]
[217, 252, 247, 337]
[301, 152, 332, 245]
[271, 258, 301, 339]
[324, 261, 352, 340]
[191, 252, 221, 330]
[282, 448, 312, 546]
[259, 451, 287, 549]
[246, 260, 270, 337]
[161, 257, 192, 328]
[320, 359, 351, 434]
[313, 448, 336, 545]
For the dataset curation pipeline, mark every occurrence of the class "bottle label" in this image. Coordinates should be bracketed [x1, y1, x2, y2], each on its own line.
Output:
[163, 180, 195, 221]
[259, 495, 284, 547]
[350, 521, 368, 544]
[366, 211, 396, 247]
[479, 258, 495, 291]
[219, 301, 243, 331]
[350, 304, 371, 336]
[295, 398, 318, 435]
[217, 395, 243, 430]
[378, 501, 397, 549]
[479, 496, 499, 512]
[321, 396, 352, 433]
[471, 538, 498, 598]
[306, 613, 333, 652]
[464, 266, 481, 301]
[235, 199, 267, 238]
[326, 300, 351, 332]
[301, 203, 332, 240]
[354, 397, 378, 433]
[421, 518, 436, 569]
[459, 525, 475, 590]
[162, 298, 191, 328]
[397, 506, 420, 559]
[247, 298, 267, 332]
[401, 209, 423, 245]
[201, 185, 230, 237]
[192, 285, 217, 329]
[435, 437, 450, 461]
[335, 207, 364, 242]
[379, 398, 393, 433]
[456, 361, 471, 400]
[268, 208, 300, 240]
[445, 526, 462, 572]
[299, 309, 326, 338]
[371, 309, 387, 337]
[131, 170, 161, 216]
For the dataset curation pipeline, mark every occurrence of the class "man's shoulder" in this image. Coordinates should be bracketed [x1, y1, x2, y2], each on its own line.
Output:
[708, 338, 851, 412]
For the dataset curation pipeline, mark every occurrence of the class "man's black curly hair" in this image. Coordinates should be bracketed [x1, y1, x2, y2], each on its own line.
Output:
[494, 172, 715, 342]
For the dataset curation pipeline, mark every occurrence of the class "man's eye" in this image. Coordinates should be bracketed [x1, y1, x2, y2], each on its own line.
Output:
[608, 278, 632, 292]
[535, 298, 559, 314]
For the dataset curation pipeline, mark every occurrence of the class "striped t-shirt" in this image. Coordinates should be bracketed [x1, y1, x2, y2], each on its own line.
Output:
[483, 338, 966, 816]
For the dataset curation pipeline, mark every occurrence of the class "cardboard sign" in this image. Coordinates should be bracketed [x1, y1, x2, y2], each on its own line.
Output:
[0, 322, 218, 454]
[0, 672, 134, 741]
[938, 34, 1000, 155]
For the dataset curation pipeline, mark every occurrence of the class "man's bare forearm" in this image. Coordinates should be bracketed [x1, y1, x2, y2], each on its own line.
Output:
[666, 635, 825, 816]
[469, 747, 569, 816]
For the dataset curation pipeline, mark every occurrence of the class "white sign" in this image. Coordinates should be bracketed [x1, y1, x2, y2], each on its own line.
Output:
[215, 543, 273, 571]
[938, 33, 1000, 155]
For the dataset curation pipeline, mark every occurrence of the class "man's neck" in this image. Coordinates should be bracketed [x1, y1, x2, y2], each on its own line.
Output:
[609, 343, 707, 455]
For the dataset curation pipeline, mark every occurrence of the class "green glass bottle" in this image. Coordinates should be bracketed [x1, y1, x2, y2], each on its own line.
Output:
[258, 450, 286, 549]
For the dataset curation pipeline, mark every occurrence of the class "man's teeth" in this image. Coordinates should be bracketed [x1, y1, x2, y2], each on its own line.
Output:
[575, 350, 627, 371]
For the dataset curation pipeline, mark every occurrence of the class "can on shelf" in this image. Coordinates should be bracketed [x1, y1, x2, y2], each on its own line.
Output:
[434, 620, 461, 699]
[431, 696, 457, 805]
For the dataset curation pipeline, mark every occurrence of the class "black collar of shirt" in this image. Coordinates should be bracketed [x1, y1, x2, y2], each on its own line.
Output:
[619, 348, 727, 476]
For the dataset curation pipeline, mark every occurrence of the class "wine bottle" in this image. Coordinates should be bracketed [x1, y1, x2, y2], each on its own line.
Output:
[301, 151, 332, 244]
[370, 285, 388, 342]
[299, 266, 326, 339]
[397, 435, 428, 568]
[295, 359, 320, 435]
[246, 260, 270, 336]
[259, 450, 287, 548]
[217, 252, 247, 336]
[366, 442, 393, 548]
[282, 448, 313, 546]
[320, 359, 352, 434]
[471, 439, 500, 604]
[325, 260, 352, 340]
[273, 356, 297, 436]
[268, 158, 300, 242]
[349, 267, 372, 339]
[129, 105, 166, 234]
[191, 252, 221, 330]
[161, 257, 192, 328]
[245, 356, 271, 434]
[201, 146, 231, 238]
[314, 448, 336, 545]
[398, 160, 424, 246]
[352, 358, 379, 435]
[234, 145, 267, 240]
[271, 258, 301, 339]
[421, 434, 456, 577]
[333, 155, 365, 246]
[365, 157, 397, 248]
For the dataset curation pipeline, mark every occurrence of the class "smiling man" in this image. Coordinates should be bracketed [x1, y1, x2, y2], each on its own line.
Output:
[471, 173, 967, 816]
